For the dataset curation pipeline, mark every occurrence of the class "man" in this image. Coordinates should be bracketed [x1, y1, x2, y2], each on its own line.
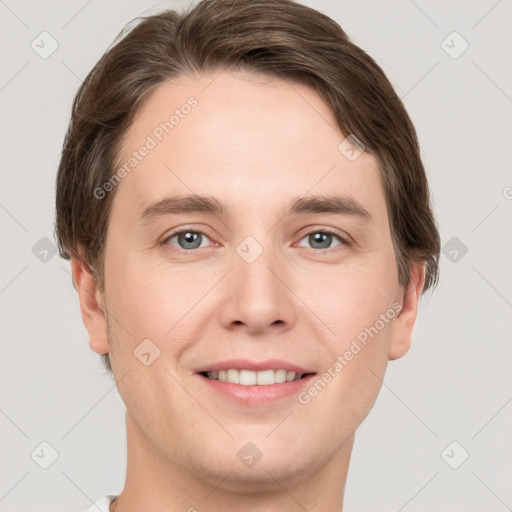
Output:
[55, 0, 440, 510]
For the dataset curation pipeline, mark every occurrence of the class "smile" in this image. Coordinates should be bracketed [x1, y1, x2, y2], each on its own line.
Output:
[202, 368, 312, 385]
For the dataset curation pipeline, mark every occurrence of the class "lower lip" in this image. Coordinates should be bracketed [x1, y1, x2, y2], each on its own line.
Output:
[196, 373, 316, 406]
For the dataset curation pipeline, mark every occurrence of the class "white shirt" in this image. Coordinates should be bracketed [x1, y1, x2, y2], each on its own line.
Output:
[86, 495, 118, 512]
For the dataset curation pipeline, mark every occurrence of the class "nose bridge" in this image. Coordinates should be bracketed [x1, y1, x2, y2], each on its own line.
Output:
[236, 239, 278, 296]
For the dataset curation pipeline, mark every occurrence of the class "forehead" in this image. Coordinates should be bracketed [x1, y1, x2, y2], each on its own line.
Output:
[113, 70, 387, 224]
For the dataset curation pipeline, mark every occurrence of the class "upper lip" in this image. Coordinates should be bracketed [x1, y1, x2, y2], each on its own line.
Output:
[195, 358, 315, 374]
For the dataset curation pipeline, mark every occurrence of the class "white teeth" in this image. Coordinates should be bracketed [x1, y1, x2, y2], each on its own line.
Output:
[239, 369, 257, 385]
[286, 371, 296, 382]
[256, 369, 274, 385]
[206, 369, 304, 385]
[275, 369, 287, 383]
[226, 369, 239, 384]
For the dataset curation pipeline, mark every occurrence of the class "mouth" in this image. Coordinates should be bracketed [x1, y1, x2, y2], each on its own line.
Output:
[194, 359, 317, 405]
[199, 369, 316, 386]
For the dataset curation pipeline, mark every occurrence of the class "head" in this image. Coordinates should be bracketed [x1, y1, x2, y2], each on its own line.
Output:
[55, 0, 439, 491]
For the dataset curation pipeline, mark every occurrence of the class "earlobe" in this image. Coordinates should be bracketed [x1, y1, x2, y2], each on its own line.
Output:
[388, 262, 426, 361]
[71, 254, 110, 356]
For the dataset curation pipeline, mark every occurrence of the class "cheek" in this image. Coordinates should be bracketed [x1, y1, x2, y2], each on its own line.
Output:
[299, 252, 397, 414]
[103, 250, 225, 368]
[301, 254, 398, 351]
[105, 250, 193, 328]
[300, 322, 391, 437]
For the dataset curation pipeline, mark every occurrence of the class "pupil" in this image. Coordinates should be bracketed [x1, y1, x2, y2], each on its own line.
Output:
[310, 232, 331, 249]
[180, 231, 200, 249]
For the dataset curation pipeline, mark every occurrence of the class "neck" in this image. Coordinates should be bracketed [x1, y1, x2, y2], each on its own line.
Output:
[111, 412, 353, 512]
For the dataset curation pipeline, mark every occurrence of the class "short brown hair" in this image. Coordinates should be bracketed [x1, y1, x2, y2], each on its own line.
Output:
[55, 0, 440, 373]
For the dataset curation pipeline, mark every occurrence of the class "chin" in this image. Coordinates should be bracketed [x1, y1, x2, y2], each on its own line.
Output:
[197, 453, 314, 494]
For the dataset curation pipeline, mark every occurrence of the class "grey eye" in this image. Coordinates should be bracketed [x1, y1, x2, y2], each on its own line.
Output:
[167, 231, 210, 250]
[298, 231, 342, 250]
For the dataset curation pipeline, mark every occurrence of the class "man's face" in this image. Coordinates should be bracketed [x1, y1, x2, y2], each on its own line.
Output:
[79, 70, 421, 488]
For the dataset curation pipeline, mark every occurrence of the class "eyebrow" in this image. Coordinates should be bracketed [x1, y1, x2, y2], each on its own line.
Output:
[137, 194, 373, 224]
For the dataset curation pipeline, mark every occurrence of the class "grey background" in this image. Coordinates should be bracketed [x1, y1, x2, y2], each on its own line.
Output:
[1, 0, 511, 510]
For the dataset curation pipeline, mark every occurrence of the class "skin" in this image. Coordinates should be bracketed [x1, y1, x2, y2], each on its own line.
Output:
[72, 70, 425, 512]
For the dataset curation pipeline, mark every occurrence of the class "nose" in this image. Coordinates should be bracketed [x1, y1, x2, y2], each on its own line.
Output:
[218, 244, 297, 336]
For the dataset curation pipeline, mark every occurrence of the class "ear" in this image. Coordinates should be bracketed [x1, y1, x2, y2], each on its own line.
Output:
[388, 261, 426, 361]
[71, 252, 110, 356]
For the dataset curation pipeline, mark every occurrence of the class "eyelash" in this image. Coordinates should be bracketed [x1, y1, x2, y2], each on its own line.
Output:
[162, 227, 350, 252]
